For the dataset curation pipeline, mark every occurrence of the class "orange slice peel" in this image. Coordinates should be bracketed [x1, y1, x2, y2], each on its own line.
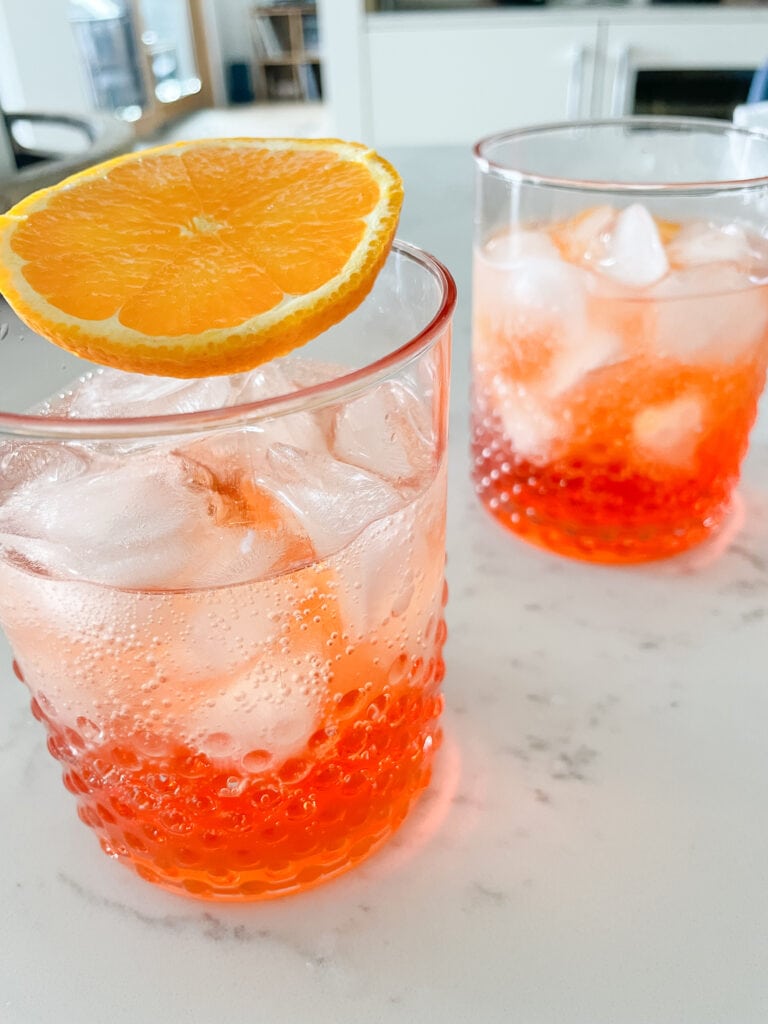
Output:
[0, 137, 404, 378]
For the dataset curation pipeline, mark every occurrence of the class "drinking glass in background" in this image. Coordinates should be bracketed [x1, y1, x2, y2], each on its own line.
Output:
[471, 118, 768, 563]
[0, 241, 455, 901]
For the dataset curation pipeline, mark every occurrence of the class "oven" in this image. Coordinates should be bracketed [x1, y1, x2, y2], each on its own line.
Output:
[602, 15, 767, 121]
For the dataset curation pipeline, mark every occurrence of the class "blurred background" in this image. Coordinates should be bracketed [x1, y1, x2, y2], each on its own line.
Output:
[1, 0, 767, 206]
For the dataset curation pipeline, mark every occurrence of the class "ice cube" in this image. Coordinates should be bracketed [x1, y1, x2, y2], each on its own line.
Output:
[232, 355, 344, 439]
[545, 328, 624, 397]
[338, 475, 445, 646]
[475, 236, 587, 328]
[177, 368, 331, 501]
[332, 378, 434, 488]
[554, 205, 615, 265]
[338, 504, 416, 643]
[230, 359, 312, 411]
[473, 232, 590, 402]
[241, 411, 328, 458]
[230, 361, 297, 404]
[482, 228, 562, 265]
[181, 424, 324, 513]
[0, 441, 93, 573]
[487, 374, 559, 463]
[179, 430, 331, 584]
[597, 204, 669, 288]
[233, 356, 343, 404]
[0, 448, 296, 588]
[200, 358, 332, 456]
[667, 221, 754, 269]
[39, 368, 237, 418]
[475, 225, 625, 447]
[652, 264, 768, 363]
[183, 565, 347, 761]
[157, 581, 305, 696]
[256, 444, 403, 559]
[633, 395, 703, 467]
[186, 657, 323, 765]
[0, 441, 91, 500]
[36, 357, 345, 452]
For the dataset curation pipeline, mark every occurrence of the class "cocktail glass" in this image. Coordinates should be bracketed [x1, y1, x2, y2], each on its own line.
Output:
[0, 240, 455, 900]
[472, 118, 768, 562]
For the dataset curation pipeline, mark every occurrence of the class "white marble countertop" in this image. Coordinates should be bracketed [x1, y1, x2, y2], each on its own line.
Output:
[3, 147, 768, 1023]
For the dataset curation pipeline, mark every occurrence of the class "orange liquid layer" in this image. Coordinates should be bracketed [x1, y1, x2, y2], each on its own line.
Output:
[472, 355, 768, 562]
[29, 638, 446, 901]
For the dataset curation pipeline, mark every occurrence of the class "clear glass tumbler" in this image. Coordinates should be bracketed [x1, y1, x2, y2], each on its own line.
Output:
[0, 241, 455, 900]
[472, 118, 768, 563]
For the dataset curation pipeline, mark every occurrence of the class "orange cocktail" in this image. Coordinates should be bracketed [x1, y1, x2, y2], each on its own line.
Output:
[0, 264, 453, 900]
[0, 140, 455, 900]
[2, 376, 447, 898]
[472, 120, 768, 562]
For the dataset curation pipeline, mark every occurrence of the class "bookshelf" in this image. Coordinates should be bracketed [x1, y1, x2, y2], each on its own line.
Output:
[250, 4, 322, 102]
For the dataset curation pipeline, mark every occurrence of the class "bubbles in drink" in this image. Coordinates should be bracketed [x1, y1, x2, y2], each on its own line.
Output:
[0, 354, 448, 897]
[472, 205, 768, 560]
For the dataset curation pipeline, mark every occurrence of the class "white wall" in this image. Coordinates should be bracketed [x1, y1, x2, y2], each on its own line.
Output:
[200, 0, 227, 107]
[0, 1, 24, 109]
[0, 1, 18, 172]
[317, 0, 365, 138]
[0, 0, 91, 113]
[212, 0, 253, 66]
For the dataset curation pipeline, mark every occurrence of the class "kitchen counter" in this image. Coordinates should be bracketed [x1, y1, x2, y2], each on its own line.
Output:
[2, 146, 768, 1023]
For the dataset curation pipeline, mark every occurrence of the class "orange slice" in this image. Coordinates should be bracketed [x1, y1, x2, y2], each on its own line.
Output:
[0, 138, 403, 377]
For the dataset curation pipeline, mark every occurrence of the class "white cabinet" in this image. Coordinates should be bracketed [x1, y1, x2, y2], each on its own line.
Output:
[318, 2, 768, 148]
[367, 17, 597, 146]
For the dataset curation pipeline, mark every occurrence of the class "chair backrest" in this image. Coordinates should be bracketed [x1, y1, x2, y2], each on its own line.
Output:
[0, 110, 133, 212]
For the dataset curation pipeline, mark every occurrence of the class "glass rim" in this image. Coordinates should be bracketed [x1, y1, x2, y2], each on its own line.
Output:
[0, 239, 456, 441]
[473, 116, 768, 194]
